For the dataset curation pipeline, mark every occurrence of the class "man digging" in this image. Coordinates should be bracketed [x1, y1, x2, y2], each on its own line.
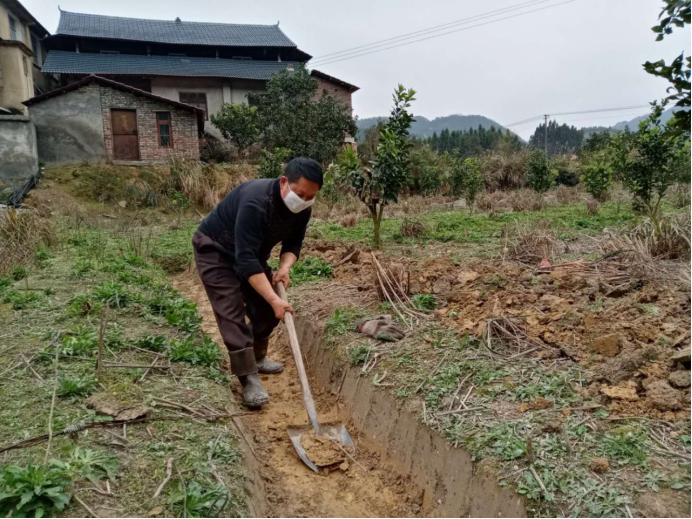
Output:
[192, 157, 322, 407]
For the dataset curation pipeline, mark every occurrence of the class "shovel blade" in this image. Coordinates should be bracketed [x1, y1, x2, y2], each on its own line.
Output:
[287, 423, 354, 473]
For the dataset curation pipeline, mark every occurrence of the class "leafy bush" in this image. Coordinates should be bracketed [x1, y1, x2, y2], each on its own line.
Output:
[453, 158, 484, 212]
[551, 155, 582, 186]
[210, 103, 260, 154]
[526, 150, 556, 193]
[58, 376, 97, 398]
[0, 464, 71, 518]
[258, 147, 292, 179]
[582, 153, 613, 201]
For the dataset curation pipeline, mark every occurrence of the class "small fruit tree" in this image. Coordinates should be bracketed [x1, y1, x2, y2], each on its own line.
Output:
[581, 152, 613, 201]
[336, 85, 416, 248]
[526, 149, 556, 193]
[613, 104, 687, 229]
[452, 157, 484, 213]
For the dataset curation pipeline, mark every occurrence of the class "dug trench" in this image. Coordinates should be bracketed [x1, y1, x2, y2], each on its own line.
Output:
[173, 272, 526, 518]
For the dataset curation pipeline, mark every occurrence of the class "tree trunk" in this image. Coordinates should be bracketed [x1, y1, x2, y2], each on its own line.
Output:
[370, 205, 380, 248]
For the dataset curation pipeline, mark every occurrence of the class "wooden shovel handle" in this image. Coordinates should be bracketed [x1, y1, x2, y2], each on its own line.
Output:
[277, 282, 320, 433]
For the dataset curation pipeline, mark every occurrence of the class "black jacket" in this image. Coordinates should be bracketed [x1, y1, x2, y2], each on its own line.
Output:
[197, 178, 310, 279]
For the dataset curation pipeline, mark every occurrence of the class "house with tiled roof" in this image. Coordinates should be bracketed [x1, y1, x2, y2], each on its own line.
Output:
[42, 10, 358, 141]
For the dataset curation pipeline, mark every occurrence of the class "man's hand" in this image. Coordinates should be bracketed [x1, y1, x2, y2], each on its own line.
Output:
[272, 266, 291, 289]
[270, 296, 294, 322]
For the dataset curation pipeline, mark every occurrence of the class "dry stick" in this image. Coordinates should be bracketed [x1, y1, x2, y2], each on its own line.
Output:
[153, 457, 174, 499]
[43, 345, 60, 465]
[458, 385, 475, 410]
[414, 350, 450, 394]
[529, 465, 548, 496]
[436, 407, 484, 417]
[372, 264, 410, 328]
[372, 254, 426, 319]
[138, 357, 160, 383]
[229, 415, 256, 458]
[96, 305, 106, 380]
[506, 347, 541, 360]
[104, 363, 171, 369]
[73, 495, 102, 518]
[21, 353, 43, 381]
[152, 397, 207, 417]
[329, 438, 368, 472]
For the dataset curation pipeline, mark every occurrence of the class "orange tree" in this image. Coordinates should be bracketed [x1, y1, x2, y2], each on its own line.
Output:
[336, 85, 416, 248]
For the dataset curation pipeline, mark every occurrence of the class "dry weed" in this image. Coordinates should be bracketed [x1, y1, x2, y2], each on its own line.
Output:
[480, 150, 529, 191]
[338, 214, 358, 228]
[506, 189, 546, 212]
[629, 212, 691, 260]
[0, 208, 55, 273]
[669, 182, 691, 209]
[586, 198, 600, 215]
[506, 221, 563, 264]
[476, 191, 508, 213]
[400, 218, 426, 238]
[553, 185, 584, 205]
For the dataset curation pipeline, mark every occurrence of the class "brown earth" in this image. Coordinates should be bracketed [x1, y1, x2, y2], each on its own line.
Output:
[172, 271, 423, 518]
[302, 242, 692, 421]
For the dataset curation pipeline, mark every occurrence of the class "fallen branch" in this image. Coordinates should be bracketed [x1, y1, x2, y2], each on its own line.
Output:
[21, 353, 43, 381]
[73, 495, 101, 518]
[153, 457, 174, 499]
[529, 465, 548, 497]
[435, 406, 484, 417]
[1, 413, 250, 454]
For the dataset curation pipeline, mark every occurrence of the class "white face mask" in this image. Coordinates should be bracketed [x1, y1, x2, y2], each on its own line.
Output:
[283, 184, 315, 213]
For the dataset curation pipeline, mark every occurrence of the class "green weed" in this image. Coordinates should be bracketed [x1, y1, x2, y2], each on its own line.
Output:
[147, 296, 202, 332]
[92, 281, 133, 308]
[136, 335, 169, 353]
[3, 290, 45, 310]
[11, 265, 28, 281]
[598, 429, 648, 465]
[59, 327, 98, 356]
[168, 335, 219, 366]
[206, 439, 242, 465]
[349, 344, 370, 366]
[58, 376, 97, 398]
[0, 464, 71, 518]
[411, 294, 436, 312]
[168, 478, 241, 517]
[52, 447, 119, 484]
[68, 294, 101, 316]
[289, 257, 332, 285]
[326, 308, 362, 340]
[0, 275, 11, 293]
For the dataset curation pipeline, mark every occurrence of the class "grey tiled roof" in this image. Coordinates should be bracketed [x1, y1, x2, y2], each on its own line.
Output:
[56, 10, 297, 47]
[43, 51, 300, 80]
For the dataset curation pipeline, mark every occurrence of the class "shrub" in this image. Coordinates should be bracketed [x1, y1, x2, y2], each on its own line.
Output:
[551, 155, 582, 186]
[0, 464, 71, 518]
[454, 158, 484, 212]
[526, 150, 555, 193]
[210, 103, 260, 154]
[258, 148, 292, 179]
[582, 153, 613, 201]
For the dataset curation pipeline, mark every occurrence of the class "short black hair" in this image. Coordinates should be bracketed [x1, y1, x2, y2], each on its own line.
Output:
[283, 157, 323, 188]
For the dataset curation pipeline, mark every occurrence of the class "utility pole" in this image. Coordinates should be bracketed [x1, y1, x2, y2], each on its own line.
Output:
[543, 114, 549, 155]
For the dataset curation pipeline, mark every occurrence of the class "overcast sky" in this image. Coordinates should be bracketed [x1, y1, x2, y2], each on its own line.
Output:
[24, 0, 691, 138]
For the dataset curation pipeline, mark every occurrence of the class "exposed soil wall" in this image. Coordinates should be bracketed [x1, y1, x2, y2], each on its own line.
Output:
[294, 317, 527, 518]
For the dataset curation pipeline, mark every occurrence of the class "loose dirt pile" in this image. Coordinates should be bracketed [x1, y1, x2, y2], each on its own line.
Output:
[303, 243, 691, 421]
[300, 430, 349, 468]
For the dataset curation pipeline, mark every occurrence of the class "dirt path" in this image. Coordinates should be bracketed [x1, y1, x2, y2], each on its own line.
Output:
[173, 272, 419, 518]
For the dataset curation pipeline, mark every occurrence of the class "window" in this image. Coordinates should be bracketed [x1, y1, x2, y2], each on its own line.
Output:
[179, 92, 207, 120]
[9, 15, 19, 41]
[157, 112, 172, 147]
[30, 34, 41, 66]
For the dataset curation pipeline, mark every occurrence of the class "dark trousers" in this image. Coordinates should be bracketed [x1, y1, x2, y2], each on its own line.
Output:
[192, 230, 279, 376]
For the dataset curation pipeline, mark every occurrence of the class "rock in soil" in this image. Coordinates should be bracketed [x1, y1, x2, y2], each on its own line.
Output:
[601, 380, 639, 401]
[668, 370, 690, 389]
[646, 380, 683, 411]
[671, 346, 691, 364]
[591, 334, 621, 358]
[300, 430, 349, 468]
[590, 457, 609, 473]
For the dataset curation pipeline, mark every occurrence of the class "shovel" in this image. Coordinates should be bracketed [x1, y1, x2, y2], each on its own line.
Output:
[276, 282, 354, 472]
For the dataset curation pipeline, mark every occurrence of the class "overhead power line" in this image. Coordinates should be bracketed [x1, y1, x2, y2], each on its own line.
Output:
[504, 104, 651, 127]
[309, 0, 577, 67]
[311, 0, 555, 62]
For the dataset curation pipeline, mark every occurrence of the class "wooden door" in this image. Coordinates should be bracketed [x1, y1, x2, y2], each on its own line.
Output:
[111, 109, 140, 161]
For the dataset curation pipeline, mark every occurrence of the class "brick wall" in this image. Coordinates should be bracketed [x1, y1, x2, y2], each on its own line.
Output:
[313, 78, 353, 112]
[99, 85, 200, 162]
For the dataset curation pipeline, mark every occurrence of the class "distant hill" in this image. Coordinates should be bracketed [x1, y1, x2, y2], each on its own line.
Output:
[611, 107, 680, 131]
[357, 114, 509, 140]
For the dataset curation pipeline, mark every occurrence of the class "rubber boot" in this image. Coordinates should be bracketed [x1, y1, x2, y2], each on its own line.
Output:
[257, 357, 284, 374]
[238, 373, 269, 407]
[254, 338, 284, 374]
